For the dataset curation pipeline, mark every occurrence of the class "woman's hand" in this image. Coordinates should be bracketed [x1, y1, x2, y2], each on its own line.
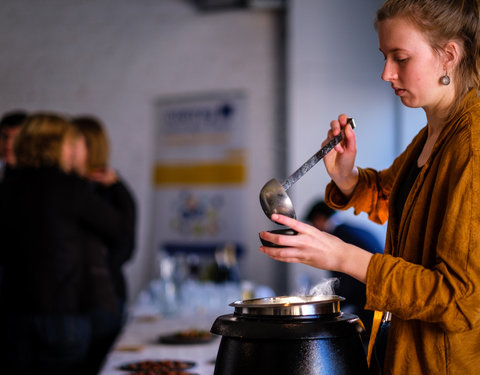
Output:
[323, 114, 359, 197]
[88, 167, 118, 186]
[259, 214, 373, 283]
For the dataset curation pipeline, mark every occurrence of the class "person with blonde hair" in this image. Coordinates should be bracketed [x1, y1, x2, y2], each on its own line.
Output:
[260, 0, 480, 373]
[72, 115, 136, 374]
[0, 113, 132, 375]
[0, 110, 27, 181]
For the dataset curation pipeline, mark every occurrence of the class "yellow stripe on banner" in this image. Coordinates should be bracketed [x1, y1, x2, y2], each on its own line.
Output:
[153, 162, 246, 186]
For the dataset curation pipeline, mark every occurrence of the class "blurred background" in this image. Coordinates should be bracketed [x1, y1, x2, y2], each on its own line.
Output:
[0, 0, 426, 303]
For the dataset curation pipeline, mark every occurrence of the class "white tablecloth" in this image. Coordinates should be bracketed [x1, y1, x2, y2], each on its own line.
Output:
[99, 280, 275, 375]
[99, 314, 223, 375]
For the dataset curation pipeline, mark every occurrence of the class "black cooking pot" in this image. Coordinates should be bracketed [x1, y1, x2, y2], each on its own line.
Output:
[210, 295, 368, 375]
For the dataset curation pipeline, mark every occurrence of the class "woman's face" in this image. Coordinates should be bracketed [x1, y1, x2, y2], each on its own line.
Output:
[378, 17, 450, 111]
[71, 135, 88, 176]
[60, 136, 76, 173]
[0, 125, 22, 166]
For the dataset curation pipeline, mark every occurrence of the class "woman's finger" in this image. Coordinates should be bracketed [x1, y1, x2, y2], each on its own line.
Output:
[270, 214, 312, 233]
[343, 122, 357, 151]
[330, 119, 341, 137]
[268, 254, 303, 263]
[338, 113, 349, 128]
[259, 229, 303, 249]
[259, 245, 306, 262]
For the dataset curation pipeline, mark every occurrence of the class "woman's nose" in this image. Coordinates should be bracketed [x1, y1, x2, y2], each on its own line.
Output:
[381, 60, 397, 82]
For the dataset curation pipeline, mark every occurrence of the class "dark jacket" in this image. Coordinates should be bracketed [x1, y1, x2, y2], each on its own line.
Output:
[0, 167, 130, 314]
[90, 179, 136, 303]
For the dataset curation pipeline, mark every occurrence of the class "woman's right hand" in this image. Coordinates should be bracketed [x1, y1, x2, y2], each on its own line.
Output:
[323, 114, 359, 197]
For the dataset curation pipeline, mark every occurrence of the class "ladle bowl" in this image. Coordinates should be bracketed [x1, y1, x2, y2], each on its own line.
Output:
[259, 118, 356, 222]
[259, 178, 296, 220]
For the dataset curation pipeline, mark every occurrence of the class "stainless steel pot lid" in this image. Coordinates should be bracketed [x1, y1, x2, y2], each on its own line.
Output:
[229, 295, 344, 317]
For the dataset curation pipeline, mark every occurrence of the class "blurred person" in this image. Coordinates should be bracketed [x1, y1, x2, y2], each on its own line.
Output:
[306, 200, 383, 344]
[0, 113, 132, 375]
[0, 110, 27, 303]
[72, 115, 136, 373]
[0, 110, 27, 366]
[0, 110, 27, 181]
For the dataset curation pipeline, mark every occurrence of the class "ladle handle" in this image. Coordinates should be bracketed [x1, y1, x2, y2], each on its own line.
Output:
[281, 118, 356, 191]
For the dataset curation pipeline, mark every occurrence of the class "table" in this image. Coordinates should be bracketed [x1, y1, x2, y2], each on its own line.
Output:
[99, 313, 223, 375]
[99, 280, 275, 374]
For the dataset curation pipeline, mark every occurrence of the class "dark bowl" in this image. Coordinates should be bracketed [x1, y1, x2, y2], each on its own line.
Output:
[259, 228, 298, 248]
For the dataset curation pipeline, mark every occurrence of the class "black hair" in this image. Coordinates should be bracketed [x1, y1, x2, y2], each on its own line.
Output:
[306, 200, 336, 222]
[0, 110, 28, 130]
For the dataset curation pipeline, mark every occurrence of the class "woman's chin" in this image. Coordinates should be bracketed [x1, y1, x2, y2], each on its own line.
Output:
[399, 97, 420, 109]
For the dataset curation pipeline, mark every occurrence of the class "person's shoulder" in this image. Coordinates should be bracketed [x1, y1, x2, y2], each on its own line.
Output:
[452, 104, 480, 156]
[63, 172, 94, 192]
[33, 169, 91, 193]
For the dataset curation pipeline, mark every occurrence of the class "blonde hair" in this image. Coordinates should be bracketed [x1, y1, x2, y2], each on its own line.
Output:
[375, 0, 480, 117]
[14, 113, 75, 169]
[71, 116, 110, 173]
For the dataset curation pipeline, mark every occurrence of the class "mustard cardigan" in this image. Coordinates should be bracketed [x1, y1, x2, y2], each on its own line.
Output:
[325, 89, 480, 374]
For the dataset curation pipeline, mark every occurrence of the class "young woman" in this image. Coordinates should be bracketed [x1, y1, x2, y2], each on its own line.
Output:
[0, 113, 131, 375]
[71, 115, 136, 374]
[259, 1, 480, 373]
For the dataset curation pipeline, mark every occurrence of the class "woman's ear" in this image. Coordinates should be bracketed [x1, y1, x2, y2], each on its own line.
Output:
[442, 41, 461, 71]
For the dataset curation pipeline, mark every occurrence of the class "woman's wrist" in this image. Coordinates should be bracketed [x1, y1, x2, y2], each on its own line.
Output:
[333, 167, 359, 198]
[336, 242, 373, 283]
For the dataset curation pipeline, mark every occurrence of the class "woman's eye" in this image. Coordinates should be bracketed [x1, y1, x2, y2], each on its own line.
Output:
[395, 57, 408, 63]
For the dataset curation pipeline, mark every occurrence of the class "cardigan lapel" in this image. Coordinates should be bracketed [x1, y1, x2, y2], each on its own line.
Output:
[389, 129, 426, 257]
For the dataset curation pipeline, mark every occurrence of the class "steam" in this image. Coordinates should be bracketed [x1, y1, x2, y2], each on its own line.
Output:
[310, 278, 339, 296]
[297, 277, 339, 296]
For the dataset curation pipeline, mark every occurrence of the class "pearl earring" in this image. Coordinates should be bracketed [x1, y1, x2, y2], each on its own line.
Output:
[440, 72, 451, 86]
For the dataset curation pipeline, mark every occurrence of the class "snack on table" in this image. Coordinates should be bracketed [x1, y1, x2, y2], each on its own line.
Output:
[176, 329, 212, 339]
[119, 360, 195, 372]
[158, 329, 216, 345]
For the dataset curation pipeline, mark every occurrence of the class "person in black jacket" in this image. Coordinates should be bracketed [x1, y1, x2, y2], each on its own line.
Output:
[72, 115, 136, 374]
[0, 113, 132, 375]
[0, 110, 27, 182]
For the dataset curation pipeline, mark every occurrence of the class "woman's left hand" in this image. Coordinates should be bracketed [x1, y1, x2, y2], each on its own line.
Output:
[259, 214, 374, 283]
[88, 168, 118, 186]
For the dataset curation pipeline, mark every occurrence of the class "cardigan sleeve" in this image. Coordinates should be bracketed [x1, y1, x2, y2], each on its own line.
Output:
[325, 127, 427, 225]
[325, 167, 390, 224]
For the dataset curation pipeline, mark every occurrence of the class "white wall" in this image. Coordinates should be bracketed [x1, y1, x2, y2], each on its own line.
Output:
[0, 0, 282, 301]
[0, 0, 429, 300]
[287, 0, 400, 291]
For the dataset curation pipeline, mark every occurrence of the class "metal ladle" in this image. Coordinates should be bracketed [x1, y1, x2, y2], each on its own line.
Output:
[259, 118, 356, 221]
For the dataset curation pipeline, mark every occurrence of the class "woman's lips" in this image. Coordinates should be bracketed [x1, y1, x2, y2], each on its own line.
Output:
[393, 87, 406, 96]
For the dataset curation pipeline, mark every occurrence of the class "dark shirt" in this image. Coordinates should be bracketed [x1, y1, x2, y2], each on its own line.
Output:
[395, 163, 422, 221]
[0, 163, 17, 182]
[0, 167, 130, 314]
[91, 179, 136, 302]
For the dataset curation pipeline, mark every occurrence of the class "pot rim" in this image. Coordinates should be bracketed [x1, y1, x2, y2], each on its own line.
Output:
[229, 294, 345, 317]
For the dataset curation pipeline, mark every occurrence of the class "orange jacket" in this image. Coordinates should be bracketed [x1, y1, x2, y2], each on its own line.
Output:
[325, 89, 480, 374]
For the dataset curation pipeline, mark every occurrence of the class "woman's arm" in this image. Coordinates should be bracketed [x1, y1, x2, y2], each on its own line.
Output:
[259, 214, 374, 283]
[75, 179, 129, 246]
[96, 178, 136, 266]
